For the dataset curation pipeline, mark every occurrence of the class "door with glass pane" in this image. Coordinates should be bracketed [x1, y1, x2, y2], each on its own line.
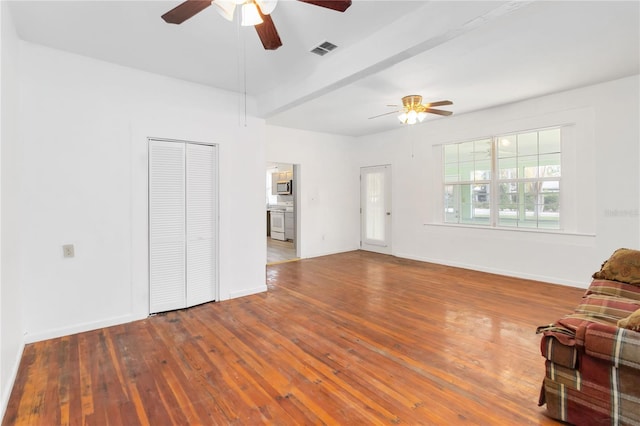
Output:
[360, 165, 391, 254]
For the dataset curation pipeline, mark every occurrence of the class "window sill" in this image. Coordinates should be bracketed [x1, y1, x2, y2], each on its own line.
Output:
[423, 222, 595, 238]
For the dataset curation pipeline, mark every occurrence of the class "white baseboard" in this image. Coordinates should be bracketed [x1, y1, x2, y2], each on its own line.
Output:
[228, 285, 268, 300]
[394, 252, 589, 289]
[24, 313, 147, 344]
[1, 340, 25, 422]
[302, 247, 359, 259]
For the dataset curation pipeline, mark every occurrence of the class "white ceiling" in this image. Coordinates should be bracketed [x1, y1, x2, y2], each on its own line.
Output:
[8, 0, 640, 137]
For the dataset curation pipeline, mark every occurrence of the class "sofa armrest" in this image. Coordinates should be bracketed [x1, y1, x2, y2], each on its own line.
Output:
[584, 322, 640, 369]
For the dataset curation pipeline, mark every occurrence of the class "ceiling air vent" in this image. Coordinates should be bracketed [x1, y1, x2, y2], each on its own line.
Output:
[310, 41, 338, 56]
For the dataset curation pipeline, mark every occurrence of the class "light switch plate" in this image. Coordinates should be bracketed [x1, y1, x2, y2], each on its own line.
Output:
[62, 244, 75, 258]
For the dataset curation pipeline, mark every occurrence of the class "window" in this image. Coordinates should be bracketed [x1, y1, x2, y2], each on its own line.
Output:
[443, 127, 561, 230]
[266, 167, 278, 205]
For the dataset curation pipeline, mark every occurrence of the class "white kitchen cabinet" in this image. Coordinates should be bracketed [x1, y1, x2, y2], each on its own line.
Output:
[285, 211, 294, 241]
[277, 171, 292, 181]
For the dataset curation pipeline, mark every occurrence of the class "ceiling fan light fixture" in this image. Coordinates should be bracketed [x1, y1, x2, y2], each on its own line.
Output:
[407, 109, 418, 125]
[213, 0, 237, 21]
[255, 0, 278, 15]
[398, 108, 427, 125]
[241, 2, 263, 26]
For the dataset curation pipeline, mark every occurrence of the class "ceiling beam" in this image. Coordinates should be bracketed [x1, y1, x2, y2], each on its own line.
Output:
[256, 0, 533, 120]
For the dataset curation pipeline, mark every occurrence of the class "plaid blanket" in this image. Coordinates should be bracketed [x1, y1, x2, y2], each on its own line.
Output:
[585, 323, 640, 369]
[539, 279, 640, 425]
[586, 279, 640, 300]
[541, 359, 640, 425]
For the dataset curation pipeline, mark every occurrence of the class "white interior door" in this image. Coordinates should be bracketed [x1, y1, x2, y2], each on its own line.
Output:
[149, 140, 187, 313]
[360, 165, 392, 254]
[186, 143, 217, 307]
[149, 139, 218, 314]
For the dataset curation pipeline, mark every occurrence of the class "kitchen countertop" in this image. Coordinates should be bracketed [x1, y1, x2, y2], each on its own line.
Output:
[267, 206, 294, 212]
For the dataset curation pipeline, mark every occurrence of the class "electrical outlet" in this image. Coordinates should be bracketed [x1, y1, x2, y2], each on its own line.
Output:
[62, 244, 75, 258]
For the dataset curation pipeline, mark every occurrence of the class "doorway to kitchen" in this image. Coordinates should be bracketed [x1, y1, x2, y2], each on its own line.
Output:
[266, 162, 300, 264]
[360, 165, 392, 255]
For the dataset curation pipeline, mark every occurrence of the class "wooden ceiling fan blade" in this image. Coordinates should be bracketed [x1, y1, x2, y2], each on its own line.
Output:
[162, 0, 212, 24]
[254, 12, 282, 50]
[297, 0, 352, 12]
[368, 110, 401, 120]
[424, 100, 453, 108]
[424, 108, 453, 116]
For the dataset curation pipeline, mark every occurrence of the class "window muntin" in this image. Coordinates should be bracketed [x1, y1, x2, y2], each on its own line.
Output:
[443, 128, 561, 230]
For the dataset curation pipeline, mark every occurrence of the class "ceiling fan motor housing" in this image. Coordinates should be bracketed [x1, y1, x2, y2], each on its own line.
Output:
[402, 95, 423, 110]
[399, 95, 425, 124]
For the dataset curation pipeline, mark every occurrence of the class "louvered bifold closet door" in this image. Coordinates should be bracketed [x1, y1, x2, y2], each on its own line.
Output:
[186, 143, 217, 307]
[149, 140, 186, 313]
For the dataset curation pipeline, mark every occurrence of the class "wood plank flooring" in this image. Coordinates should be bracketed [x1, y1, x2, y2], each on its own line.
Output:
[267, 238, 297, 264]
[3, 251, 585, 425]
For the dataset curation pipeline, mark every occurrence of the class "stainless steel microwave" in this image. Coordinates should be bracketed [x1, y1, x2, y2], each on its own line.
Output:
[276, 180, 292, 195]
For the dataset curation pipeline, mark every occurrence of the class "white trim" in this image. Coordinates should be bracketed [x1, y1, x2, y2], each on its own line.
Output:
[395, 251, 589, 288]
[23, 313, 146, 344]
[228, 285, 268, 300]
[305, 248, 360, 259]
[147, 136, 216, 148]
[1, 341, 25, 420]
[424, 222, 596, 238]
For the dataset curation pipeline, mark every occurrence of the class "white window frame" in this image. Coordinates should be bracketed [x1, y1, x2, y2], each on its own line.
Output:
[441, 126, 564, 231]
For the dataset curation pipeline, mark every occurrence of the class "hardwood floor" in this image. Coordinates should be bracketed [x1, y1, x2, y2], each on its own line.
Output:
[267, 238, 297, 264]
[3, 251, 585, 425]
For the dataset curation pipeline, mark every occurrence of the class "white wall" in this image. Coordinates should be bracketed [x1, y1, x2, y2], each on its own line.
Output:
[266, 126, 359, 258]
[18, 42, 267, 343]
[0, 1, 25, 417]
[354, 75, 639, 288]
